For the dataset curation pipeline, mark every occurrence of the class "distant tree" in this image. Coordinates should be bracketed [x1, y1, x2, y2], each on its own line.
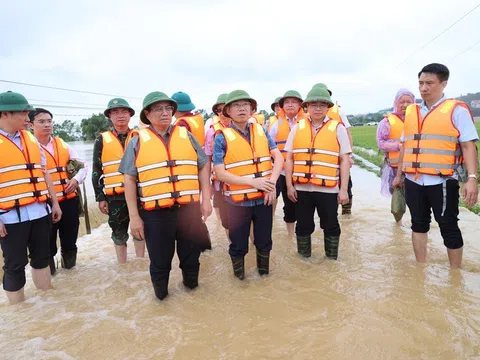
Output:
[53, 119, 82, 141]
[81, 113, 111, 140]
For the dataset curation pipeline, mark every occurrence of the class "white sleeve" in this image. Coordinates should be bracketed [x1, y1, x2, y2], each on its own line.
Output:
[67, 144, 89, 184]
[339, 108, 351, 128]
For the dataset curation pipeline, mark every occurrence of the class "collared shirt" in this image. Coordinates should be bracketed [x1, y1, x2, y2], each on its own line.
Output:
[119, 125, 208, 177]
[42, 136, 88, 184]
[213, 122, 277, 207]
[0, 129, 50, 224]
[269, 114, 299, 177]
[284, 116, 352, 194]
[400, 95, 479, 186]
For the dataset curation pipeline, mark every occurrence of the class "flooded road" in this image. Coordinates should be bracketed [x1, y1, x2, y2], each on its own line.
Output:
[0, 166, 479, 360]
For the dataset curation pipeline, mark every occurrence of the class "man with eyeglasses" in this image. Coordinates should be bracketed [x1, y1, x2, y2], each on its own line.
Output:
[269, 90, 309, 238]
[119, 91, 212, 300]
[0, 91, 62, 305]
[171, 91, 205, 147]
[285, 86, 351, 260]
[213, 90, 283, 280]
[29, 108, 88, 275]
[92, 98, 144, 264]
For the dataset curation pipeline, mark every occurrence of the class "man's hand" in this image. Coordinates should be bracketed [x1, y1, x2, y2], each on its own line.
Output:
[463, 178, 479, 207]
[98, 200, 109, 215]
[287, 185, 298, 203]
[51, 203, 62, 223]
[0, 220, 7, 237]
[64, 178, 79, 194]
[337, 189, 349, 205]
[264, 191, 276, 206]
[130, 215, 145, 241]
[392, 175, 403, 189]
[201, 199, 213, 222]
[251, 178, 276, 192]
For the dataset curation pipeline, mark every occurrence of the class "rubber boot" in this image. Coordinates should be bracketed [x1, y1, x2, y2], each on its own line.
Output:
[324, 235, 340, 260]
[341, 198, 352, 215]
[153, 279, 169, 300]
[256, 250, 270, 276]
[49, 257, 56, 276]
[231, 257, 245, 280]
[61, 249, 77, 269]
[182, 270, 199, 289]
[296, 235, 312, 258]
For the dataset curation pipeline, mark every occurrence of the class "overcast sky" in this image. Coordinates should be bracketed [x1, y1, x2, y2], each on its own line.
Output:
[1, 0, 479, 125]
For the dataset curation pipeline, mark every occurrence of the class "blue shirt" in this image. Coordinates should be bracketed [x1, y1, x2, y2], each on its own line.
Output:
[213, 122, 277, 207]
[0, 129, 50, 224]
[401, 95, 479, 186]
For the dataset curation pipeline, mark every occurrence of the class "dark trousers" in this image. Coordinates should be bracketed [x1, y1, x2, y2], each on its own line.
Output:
[141, 203, 203, 286]
[275, 175, 296, 223]
[347, 176, 353, 199]
[295, 191, 341, 237]
[213, 189, 229, 229]
[1, 215, 52, 291]
[50, 197, 80, 257]
[405, 178, 463, 249]
[227, 203, 273, 258]
[107, 199, 131, 245]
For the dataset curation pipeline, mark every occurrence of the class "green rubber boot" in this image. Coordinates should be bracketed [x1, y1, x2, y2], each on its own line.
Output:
[324, 235, 340, 260]
[231, 257, 245, 280]
[256, 250, 270, 276]
[341, 198, 352, 215]
[296, 235, 312, 258]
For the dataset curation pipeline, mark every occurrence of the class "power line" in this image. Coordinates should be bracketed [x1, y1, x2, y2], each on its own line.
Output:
[395, 2, 480, 68]
[451, 38, 480, 60]
[29, 98, 110, 107]
[31, 104, 105, 110]
[0, 79, 143, 100]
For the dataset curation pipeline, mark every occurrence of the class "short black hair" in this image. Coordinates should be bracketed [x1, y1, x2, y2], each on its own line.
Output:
[28, 108, 53, 122]
[418, 63, 450, 82]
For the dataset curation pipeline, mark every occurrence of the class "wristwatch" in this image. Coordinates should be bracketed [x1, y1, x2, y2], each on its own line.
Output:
[468, 174, 478, 180]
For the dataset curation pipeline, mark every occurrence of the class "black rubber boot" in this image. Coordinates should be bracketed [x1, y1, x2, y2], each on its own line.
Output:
[296, 235, 312, 258]
[49, 257, 56, 276]
[324, 235, 340, 260]
[61, 250, 77, 269]
[341, 198, 352, 215]
[231, 257, 245, 280]
[256, 250, 270, 276]
[182, 270, 199, 289]
[153, 279, 169, 300]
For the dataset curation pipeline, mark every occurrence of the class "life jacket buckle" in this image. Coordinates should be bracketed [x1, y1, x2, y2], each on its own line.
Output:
[26, 163, 35, 170]
[171, 191, 180, 199]
[32, 190, 42, 197]
[412, 148, 421, 155]
[412, 162, 420, 168]
[169, 175, 179, 182]
[56, 166, 64, 172]
[30, 177, 39, 183]
[254, 172, 262, 178]
[305, 160, 313, 166]
[308, 148, 315, 155]
[304, 173, 312, 179]
[166, 160, 176, 167]
[413, 134, 422, 141]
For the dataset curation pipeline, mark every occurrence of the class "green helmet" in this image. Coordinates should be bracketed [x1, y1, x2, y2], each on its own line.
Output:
[312, 83, 332, 96]
[212, 93, 228, 114]
[270, 96, 281, 111]
[0, 91, 35, 112]
[140, 91, 177, 124]
[104, 98, 135, 117]
[222, 90, 257, 118]
[279, 90, 303, 108]
[302, 87, 334, 108]
[171, 91, 195, 112]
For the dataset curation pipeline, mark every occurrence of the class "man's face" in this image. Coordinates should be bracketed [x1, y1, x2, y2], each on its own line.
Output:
[226, 100, 253, 123]
[283, 97, 302, 118]
[419, 72, 447, 103]
[31, 112, 53, 137]
[273, 103, 280, 115]
[144, 101, 174, 127]
[307, 102, 329, 121]
[215, 104, 229, 123]
[109, 108, 131, 128]
[1, 111, 29, 131]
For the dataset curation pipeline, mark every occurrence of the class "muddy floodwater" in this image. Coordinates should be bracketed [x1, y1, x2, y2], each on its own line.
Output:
[0, 166, 479, 360]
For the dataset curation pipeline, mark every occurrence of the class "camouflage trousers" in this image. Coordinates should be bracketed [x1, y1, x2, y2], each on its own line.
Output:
[107, 200, 141, 245]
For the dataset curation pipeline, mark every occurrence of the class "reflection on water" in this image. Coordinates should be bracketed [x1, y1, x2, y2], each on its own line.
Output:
[0, 166, 479, 359]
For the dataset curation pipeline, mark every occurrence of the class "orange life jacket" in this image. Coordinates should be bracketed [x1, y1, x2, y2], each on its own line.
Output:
[292, 118, 342, 187]
[42, 137, 76, 202]
[326, 105, 344, 124]
[101, 129, 138, 196]
[403, 99, 472, 177]
[222, 123, 273, 202]
[0, 130, 49, 211]
[252, 113, 265, 126]
[275, 108, 308, 160]
[385, 114, 404, 168]
[268, 115, 278, 133]
[176, 113, 205, 147]
[136, 126, 200, 210]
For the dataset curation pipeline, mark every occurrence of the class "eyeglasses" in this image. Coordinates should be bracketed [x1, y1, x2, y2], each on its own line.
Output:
[231, 102, 251, 109]
[308, 103, 329, 109]
[35, 119, 53, 124]
[215, 107, 224, 114]
[150, 106, 175, 113]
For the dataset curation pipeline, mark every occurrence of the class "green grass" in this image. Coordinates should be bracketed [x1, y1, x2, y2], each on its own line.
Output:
[350, 123, 480, 214]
